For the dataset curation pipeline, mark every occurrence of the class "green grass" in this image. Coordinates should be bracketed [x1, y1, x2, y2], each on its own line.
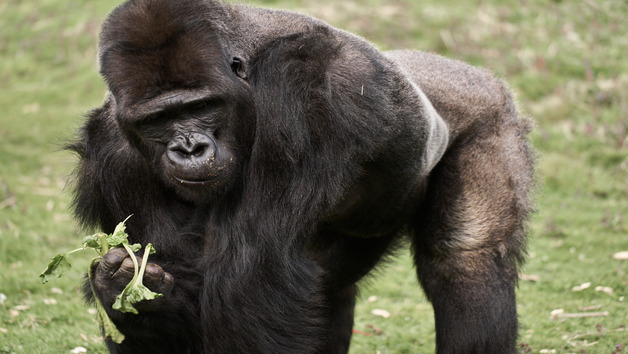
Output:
[1, 0, 627, 353]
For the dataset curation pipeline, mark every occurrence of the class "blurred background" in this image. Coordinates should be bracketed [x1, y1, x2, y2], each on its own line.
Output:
[1, 0, 626, 352]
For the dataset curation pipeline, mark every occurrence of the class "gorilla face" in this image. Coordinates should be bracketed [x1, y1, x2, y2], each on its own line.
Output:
[121, 93, 239, 201]
[96, 0, 256, 203]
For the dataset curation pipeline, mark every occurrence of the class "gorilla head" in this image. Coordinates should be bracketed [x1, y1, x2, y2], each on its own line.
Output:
[98, 0, 253, 202]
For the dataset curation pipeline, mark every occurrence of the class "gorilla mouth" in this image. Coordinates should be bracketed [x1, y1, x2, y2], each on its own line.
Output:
[173, 176, 215, 186]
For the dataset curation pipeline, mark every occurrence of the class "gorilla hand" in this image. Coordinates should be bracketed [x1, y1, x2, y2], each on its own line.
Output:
[92, 247, 175, 312]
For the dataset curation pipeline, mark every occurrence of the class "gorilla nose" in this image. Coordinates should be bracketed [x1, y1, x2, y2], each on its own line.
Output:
[167, 133, 215, 166]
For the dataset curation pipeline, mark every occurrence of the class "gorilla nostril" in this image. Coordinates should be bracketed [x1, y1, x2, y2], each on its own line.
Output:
[167, 133, 215, 165]
[170, 143, 204, 157]
[190, 144, 208, 157]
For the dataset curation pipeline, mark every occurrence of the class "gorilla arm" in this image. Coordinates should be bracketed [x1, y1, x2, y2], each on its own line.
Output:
[71, 97, 205, 353]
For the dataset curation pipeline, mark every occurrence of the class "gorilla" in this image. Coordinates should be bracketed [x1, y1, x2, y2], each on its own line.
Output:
[69, 0, 534, 353]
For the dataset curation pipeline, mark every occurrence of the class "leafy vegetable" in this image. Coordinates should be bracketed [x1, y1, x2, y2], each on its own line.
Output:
[40, 216, 162, 343]
[81, 234, 104, 251]
[113, 243, 162, 314]
[87, 260, 126, 344]
[107, 217, 137, 249]
[40, 253, 73, 283]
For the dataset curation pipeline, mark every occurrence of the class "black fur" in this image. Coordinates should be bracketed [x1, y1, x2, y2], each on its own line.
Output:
[69, 0, 533, 353]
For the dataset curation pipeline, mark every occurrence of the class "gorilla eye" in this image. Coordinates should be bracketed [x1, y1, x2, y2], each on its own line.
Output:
[192, 100, 208, 110]
[230, 58, 246, 79]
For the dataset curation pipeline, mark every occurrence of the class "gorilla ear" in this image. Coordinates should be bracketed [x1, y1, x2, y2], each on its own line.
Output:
[231, 58, 247, 79]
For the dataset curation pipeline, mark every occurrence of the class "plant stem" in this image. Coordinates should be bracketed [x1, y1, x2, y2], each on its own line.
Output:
[137, 244, 151, 281]
[66, 247, 86, 255]
[100, 233, 109, 255]
[88, 256, 125, 343]
[122, 242, 139, 276]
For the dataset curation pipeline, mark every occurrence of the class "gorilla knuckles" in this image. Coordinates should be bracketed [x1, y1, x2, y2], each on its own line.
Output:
[71, 0, 533, 353]
[99, 0, 250, 201]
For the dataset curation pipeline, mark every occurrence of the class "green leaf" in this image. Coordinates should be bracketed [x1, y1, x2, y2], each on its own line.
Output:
[112, 243, 163, 314]
[39, 253, 71, 284]
[107, 217, 131, 248]
[82, 233, 105, 252]
[112, 292, 139, 314]
[127, 243, 142, 253]
[112, 277, 164, 314]
[40, 215, 161, 345]
[98, 308, 125, 344]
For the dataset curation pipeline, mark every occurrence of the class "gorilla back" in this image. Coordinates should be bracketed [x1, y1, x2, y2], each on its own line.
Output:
[70, 0, 533, 353]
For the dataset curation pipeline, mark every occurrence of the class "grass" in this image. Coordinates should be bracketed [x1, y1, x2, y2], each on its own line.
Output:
[1, 0, 627, 353]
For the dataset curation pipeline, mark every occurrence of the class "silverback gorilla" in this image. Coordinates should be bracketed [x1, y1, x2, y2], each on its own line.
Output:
[69, 0, 534, 353]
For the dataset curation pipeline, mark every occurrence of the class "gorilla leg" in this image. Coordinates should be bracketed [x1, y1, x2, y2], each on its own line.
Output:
[310, 232, 401, 353]
[414, 246, 519, 353]
[321, 284, 357, 354]
[412, 125, 530, 353]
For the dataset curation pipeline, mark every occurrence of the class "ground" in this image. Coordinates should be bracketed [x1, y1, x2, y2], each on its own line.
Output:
[1, 0, 627, 352]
